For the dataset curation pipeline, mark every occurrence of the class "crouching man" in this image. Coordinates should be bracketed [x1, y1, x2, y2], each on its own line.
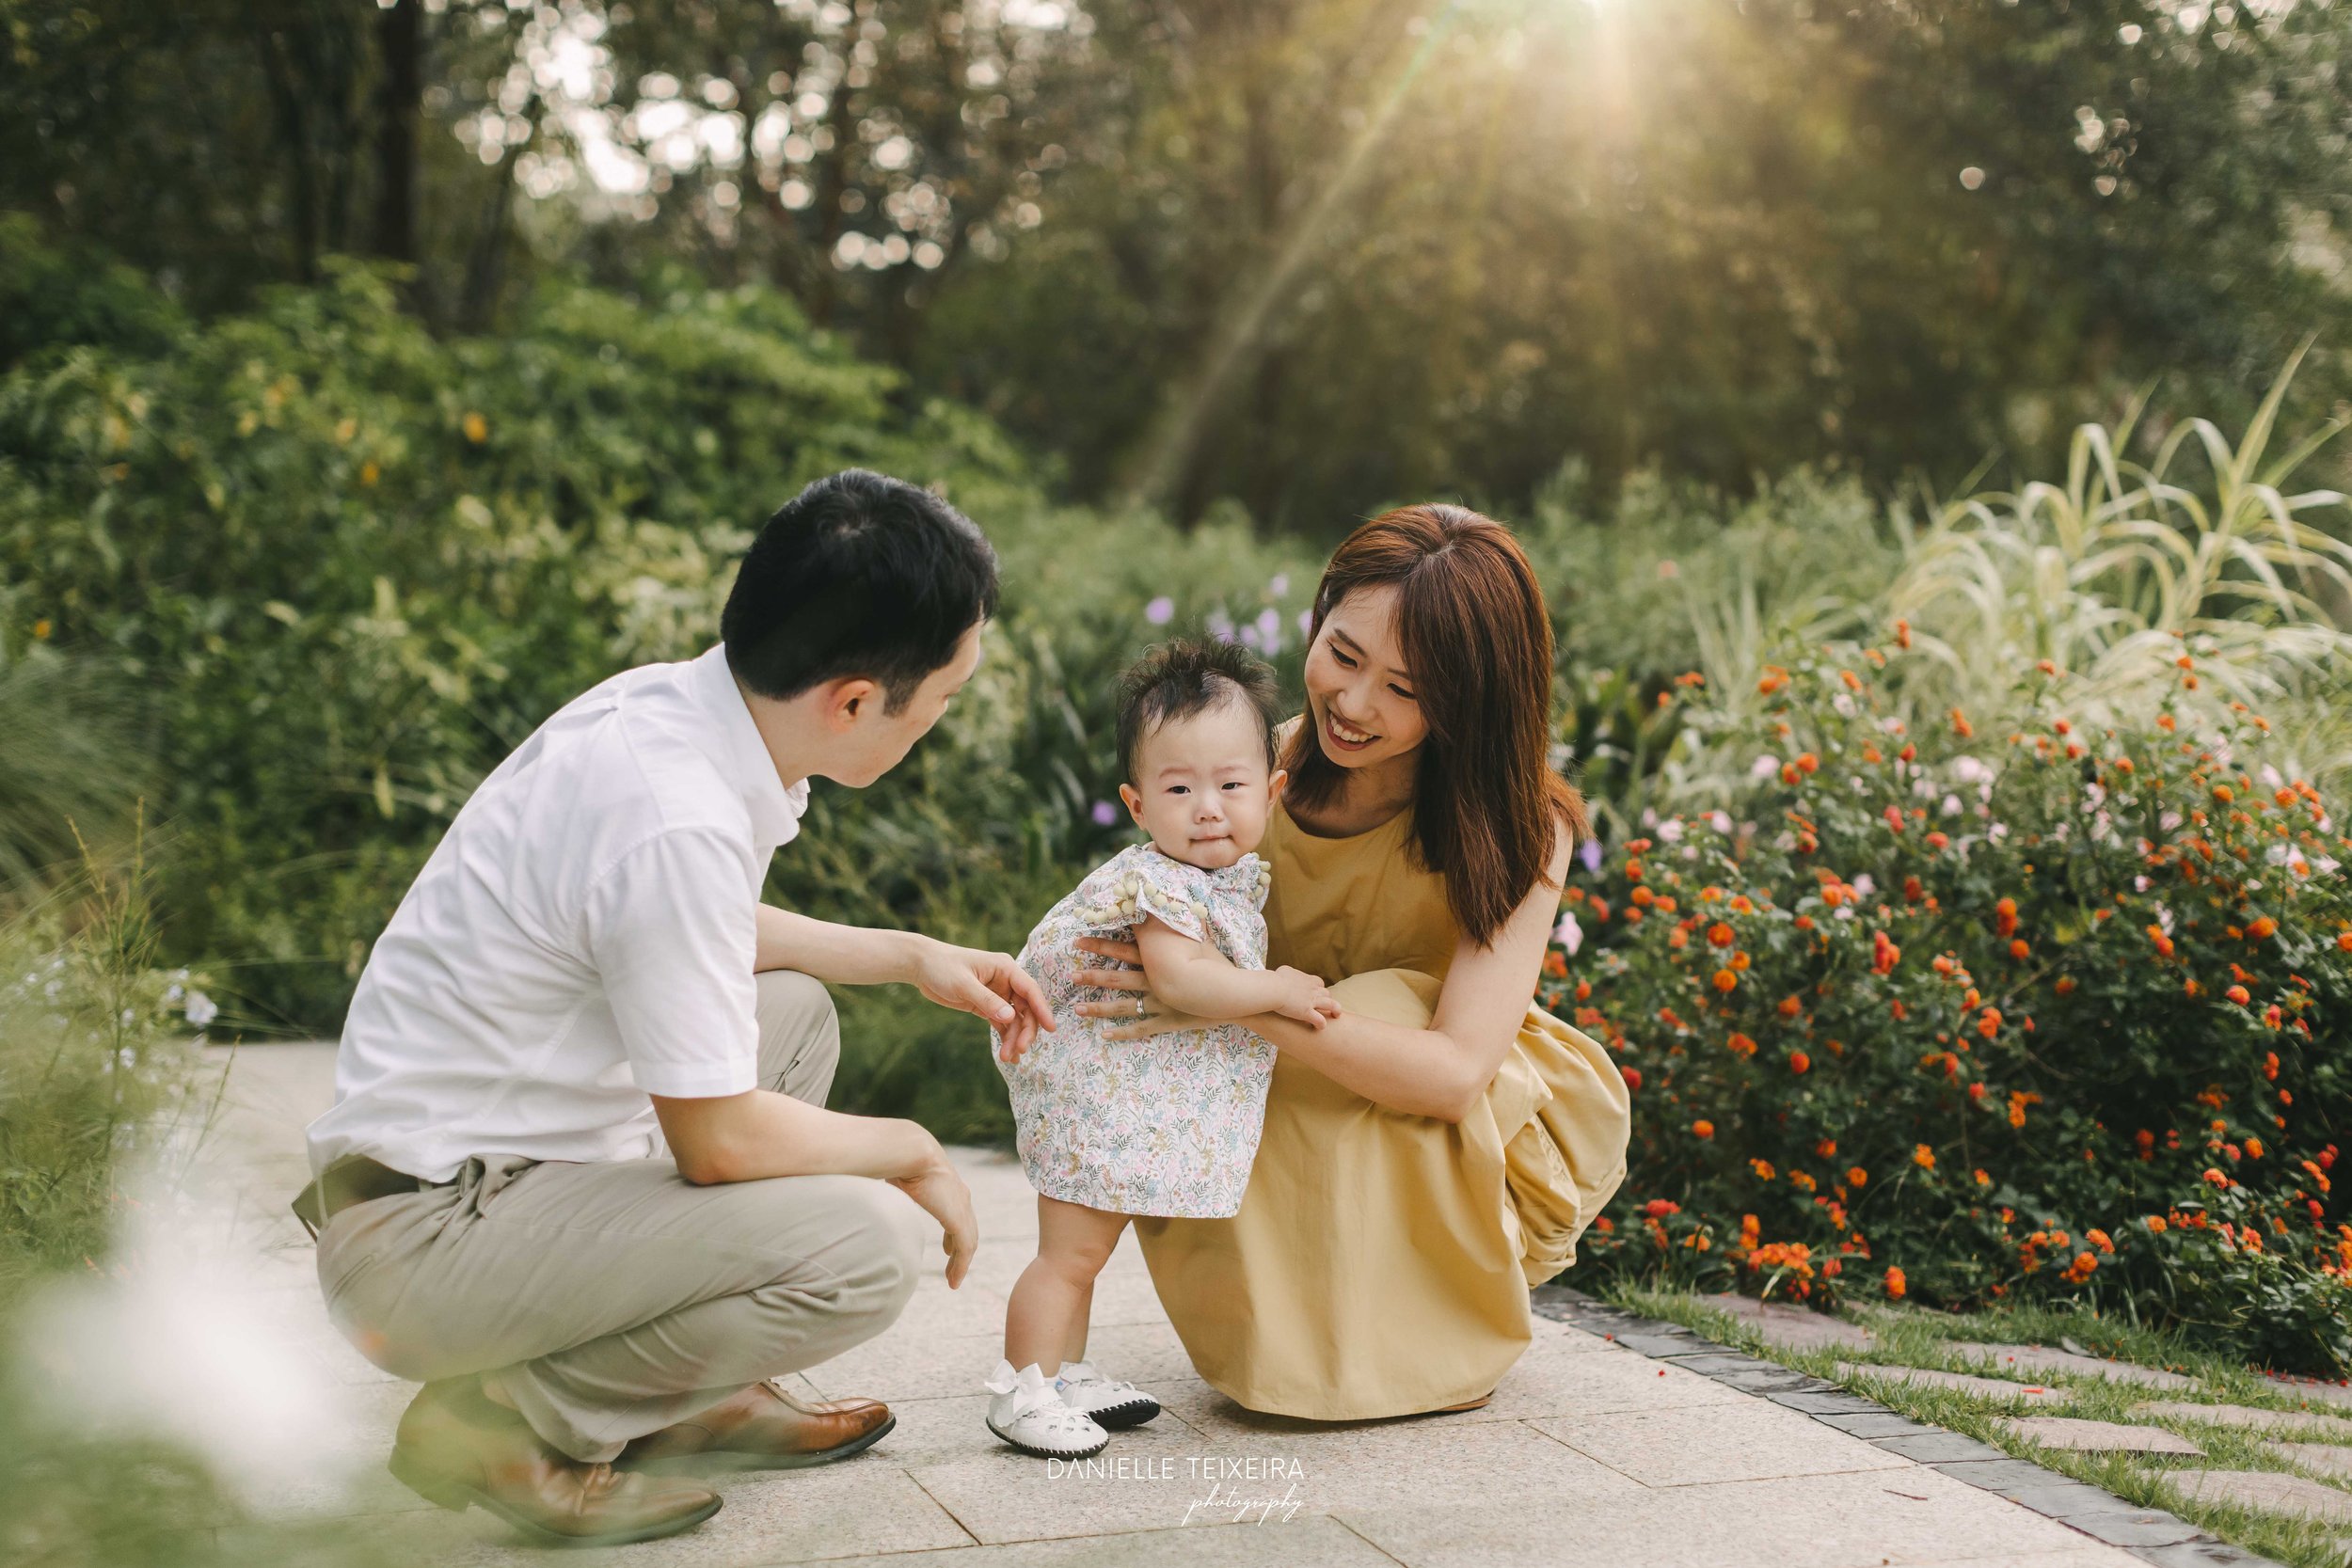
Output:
[295, 470, 1054, 1545]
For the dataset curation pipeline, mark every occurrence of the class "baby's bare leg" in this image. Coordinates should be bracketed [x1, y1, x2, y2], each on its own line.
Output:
[1004, 1194, 1130, 1377]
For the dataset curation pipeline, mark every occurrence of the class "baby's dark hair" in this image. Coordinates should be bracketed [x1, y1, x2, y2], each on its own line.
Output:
[1115, 638, 1281, 786]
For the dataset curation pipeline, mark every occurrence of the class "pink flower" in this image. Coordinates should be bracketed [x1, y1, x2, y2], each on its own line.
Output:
[1552, 913, 1584, 956]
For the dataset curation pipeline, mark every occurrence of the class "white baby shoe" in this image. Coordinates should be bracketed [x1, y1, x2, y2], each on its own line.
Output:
[1055, 1358, 1161, 1430]
[983, 1359, 1108, 1459]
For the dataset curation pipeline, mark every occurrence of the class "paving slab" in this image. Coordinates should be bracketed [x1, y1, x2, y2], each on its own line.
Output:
[1701, 1293, 1877, 1353]
[2136, 1401, 2352, 1439]
[2265, 1441, 2352, 1481]
[1832, 1362, 2070, 1405]
[1336, 1467, 2143, 1568]
[2252, 1372, 2352, 1412]
[811, 1516, 1402, 1567]
[1996, 1417, 2206, 1456]
[2169, 1469, 2352, 1526]
[1951, 1342, 2195, 1390]
[1530, 1401, 1909, 1487]
[903, 1418, 1635, 1544]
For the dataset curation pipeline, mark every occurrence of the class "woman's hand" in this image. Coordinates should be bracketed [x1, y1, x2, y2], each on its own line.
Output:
[1071, 935, 1214, 1041]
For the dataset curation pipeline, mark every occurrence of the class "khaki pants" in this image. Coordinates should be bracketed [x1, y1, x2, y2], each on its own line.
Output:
[314, 970, 925, 1463]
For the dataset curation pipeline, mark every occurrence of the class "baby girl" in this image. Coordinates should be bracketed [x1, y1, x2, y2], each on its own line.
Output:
[982, 638, 1340, 1459]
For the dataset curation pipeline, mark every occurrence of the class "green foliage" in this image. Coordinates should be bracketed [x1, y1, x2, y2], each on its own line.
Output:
[0, 240, 1323, 1066]
[1553, 637, 2352, 1375]
[0, 843, 211, 1304]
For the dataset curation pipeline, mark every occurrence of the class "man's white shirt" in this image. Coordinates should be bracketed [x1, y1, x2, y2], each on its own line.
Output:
[307, 642, 810, 1182]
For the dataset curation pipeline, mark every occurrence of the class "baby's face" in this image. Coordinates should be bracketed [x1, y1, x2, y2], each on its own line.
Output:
[1118, 698, 1284, 871]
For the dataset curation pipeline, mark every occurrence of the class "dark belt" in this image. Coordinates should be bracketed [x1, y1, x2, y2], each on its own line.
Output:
[290, 1153, 439, 1241]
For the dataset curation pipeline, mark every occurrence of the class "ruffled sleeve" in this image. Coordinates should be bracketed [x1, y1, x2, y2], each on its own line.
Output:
[1069, 847, 1215, 944]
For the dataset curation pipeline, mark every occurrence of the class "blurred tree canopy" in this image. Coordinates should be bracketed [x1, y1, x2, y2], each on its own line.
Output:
[4, 0, 2349, 527]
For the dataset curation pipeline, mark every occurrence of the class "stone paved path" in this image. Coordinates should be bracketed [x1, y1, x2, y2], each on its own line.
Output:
[178, 1043, 2164, 1567]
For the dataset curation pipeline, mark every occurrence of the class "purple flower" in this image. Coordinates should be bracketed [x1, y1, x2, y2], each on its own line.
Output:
[1090, 800, 1118, 827]
[1578, 838, 1604, 874]
[1269, 573, 1290, 597]
[1297, 608, 1314, 636]
[1255, 607, 1281, 649]
[1144, 595, 1175, 626]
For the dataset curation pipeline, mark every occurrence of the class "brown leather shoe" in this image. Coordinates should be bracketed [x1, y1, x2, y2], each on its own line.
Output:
[617, 1379, 896, 1475]
[388, 1378, 721, 1546]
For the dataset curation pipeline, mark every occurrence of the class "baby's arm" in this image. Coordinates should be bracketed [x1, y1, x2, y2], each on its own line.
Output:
[1131, 915, 1341, 1029]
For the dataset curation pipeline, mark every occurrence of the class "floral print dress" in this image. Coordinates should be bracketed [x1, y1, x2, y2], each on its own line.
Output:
[993, 842, 1276, 1218]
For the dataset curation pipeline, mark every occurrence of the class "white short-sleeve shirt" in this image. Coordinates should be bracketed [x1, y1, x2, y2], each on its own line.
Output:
[305, 642, 810, 1182]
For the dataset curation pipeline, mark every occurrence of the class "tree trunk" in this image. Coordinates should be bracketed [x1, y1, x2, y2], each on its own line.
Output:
[372, 0, 421, 262]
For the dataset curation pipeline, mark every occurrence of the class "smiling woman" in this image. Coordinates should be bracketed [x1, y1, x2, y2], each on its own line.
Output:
[1089, 504, 1632, 1422]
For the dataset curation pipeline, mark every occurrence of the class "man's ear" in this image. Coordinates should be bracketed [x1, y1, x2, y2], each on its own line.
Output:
[823, 677, 882, 731]
[1118, 784, 1145, 824]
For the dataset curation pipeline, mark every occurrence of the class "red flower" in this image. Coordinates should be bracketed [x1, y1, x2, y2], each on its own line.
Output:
[1789, 1051, 1811, 1075]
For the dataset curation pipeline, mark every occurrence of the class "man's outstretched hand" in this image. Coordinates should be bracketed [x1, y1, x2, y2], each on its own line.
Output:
[910, 938, 1056, 1061]
[886, 1143, 977, 1289]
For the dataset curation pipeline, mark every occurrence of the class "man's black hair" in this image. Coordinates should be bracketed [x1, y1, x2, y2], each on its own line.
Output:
[1115, 637, 1281, 786]
[720, 469, 1000, 714]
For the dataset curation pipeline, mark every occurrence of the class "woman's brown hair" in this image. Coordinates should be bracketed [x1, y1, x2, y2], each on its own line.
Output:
[1280, 504, 1589, 946]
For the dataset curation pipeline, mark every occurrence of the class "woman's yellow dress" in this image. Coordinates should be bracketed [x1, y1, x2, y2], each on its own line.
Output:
[1133, 799, 1632, 1418]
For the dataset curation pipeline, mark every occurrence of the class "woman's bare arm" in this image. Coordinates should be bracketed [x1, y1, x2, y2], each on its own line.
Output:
[1075, 825, 1573, 1122]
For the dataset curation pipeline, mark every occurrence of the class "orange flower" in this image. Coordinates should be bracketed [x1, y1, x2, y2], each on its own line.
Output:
[1883, 1265, 1907, 1299]
[1840, 670, 1862, 691]
[1913, 1144, 1936, 1170]
[1692, 1120, 1715, 1139]
[1750, 1159, 1777, 1180]
[1994, 897, 2018, 939]
[1726, 1031, 1758, 1058]
[1950, 707, 1973, 738]
[1713, 969, 1739, 993]
[1795, 752, 1820, 773]
[2009, 938, 2029, 959]
[1977, 1007, 2002, 1038]
[2226, 985, 2251, 1006]
[1778, 995, 1804, 1018]
[1788, 1050, 1811, 1075]
[2087, 1228, 2114, 1254]
[1846, 1166, 1867, 1187]
[1708, 923, 1736, 947]
[1973, 1168, 1992, 1187]
[2248, 916, 2276, 940]
[462, 411, 489, 443]
[2055, 976, 2076, 996]
[2338, 932, 2352, 953]
[1816, 1138, 1837, 1158]
[2145, 1215, 2168, 1234]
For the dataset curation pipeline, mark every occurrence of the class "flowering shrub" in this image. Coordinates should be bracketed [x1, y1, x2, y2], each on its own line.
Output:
[1548, 631, 2352, 1374]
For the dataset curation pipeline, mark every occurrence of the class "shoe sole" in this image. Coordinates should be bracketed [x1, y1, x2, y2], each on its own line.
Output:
[985, 1416, 1108, 1460]
[1077, 1396, 1161, 1430]
[620, 1414, 898, 1477]
[389, 1449, 723, 1547]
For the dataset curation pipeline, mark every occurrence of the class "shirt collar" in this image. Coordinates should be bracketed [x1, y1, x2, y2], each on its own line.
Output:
[689, 642, 810, 847]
